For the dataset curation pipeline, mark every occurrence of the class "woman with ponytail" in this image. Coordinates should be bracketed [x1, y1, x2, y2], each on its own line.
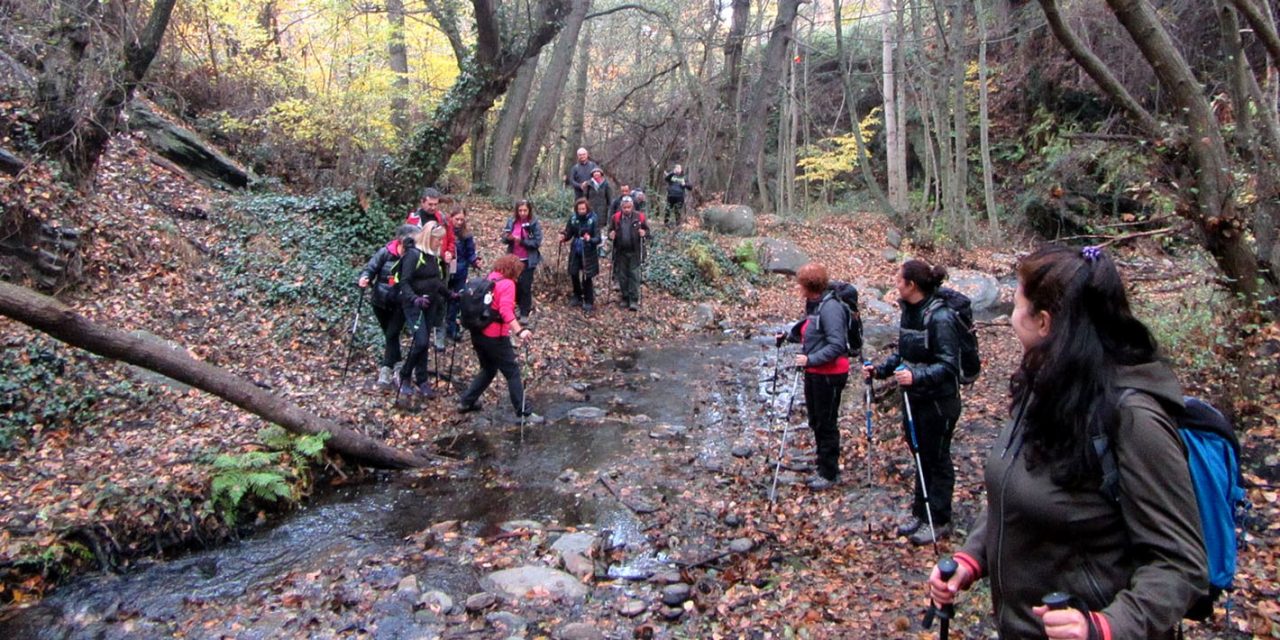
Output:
[925, 245, 1206, 639]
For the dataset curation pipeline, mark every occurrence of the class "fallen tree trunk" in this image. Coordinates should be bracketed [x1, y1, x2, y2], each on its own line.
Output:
[0, 282, 428, 469]
[0, 148, 23, 175]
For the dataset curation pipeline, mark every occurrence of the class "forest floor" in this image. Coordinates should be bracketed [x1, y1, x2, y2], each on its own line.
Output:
[1, 134, 1278, 639]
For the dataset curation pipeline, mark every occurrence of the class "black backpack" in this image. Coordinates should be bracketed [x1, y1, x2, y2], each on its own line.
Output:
[924, 287, 980, 384]
[459, 277, 498, 331]
[824, 281, 863, 357]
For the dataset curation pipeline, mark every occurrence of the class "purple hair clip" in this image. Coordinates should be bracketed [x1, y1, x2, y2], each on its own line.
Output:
[1081, 246, 1103, 262]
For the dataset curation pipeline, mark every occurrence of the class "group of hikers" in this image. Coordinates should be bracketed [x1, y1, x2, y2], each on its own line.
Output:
[356, 160, 1218, 638]
[357, 147, 688, 414]
[781, 247, 1215, 640]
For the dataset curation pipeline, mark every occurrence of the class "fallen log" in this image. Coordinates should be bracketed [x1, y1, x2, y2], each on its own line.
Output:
[0, 282, 428, 469]
[0, 148, 23, 175]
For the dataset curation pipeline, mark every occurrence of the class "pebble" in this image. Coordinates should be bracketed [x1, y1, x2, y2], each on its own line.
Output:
[730, 444, 754, 458]
[567, 406, 608, 420]
[723, 513, 743, 527]
[395, 575, 420, 598]
[465, 592, 496, 612]
[648, 423, 689, 439]
[660, 583, 692, 606]
[661, 606, 684, 620]
[729, 538, 754, 553]
[649, 569, 683, 585]
[558, 469, 580, 483]
[498, 519, 543, 532]
[485, 611, 528, 634]
[617, 598, 648, 617]
[418, 590, 452, 613]
[556, 622, 605, 640]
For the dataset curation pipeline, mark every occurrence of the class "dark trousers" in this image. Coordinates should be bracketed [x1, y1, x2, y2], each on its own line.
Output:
[901, 392, 962, 525]
[460, 333, 524, 412]
[516, 263, 536, 316]
[615, 249, 641, 304]
[446, 274, 465, 337]
[568, 256, 594, 304]
[372, 303, 405, 368]
[805, 372, 848, 481]
[400, 303, 432, 384]
[665, 196, 684, 223]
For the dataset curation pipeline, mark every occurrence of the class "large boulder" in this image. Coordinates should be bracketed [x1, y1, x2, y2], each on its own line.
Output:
[755, 238, 809, 275]
[701, 205, 756, 236]
[946, 270, 1001, 313]
[481, 566, 589, 603]
[128, 101, 252, 190]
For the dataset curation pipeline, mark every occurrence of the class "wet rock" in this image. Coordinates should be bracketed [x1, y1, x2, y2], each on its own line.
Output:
[371, 613, 413, 640]
[661, 606, 685, 620]
[570, 381, 592, 393]
[558, 469, 580, 483]
[650, 569, 683, 584]
[465, 592, 496, 612]
[947, 270, 1002, 312]
[702, 458, 725, 472]
[483, 566, 590, 602]
[630, 414, 651, 424]
[701, 204, 756, 236]
[567, 406, 608, 421]
[334, 584, 365, 608]
[648, 423, 689, 439]
[617, 598, 648, 617]
[731, 444, 754, 458]
[660, 583, 692, 606]
[649, 372, 663, 381]
[556, 622, 605, 640]
[418, 590, 452, 613]
[551, 532, 596, 577]
[723, 513, 743, 527]
[396, 576, 420, 599]
[881, 248, 900, 263]
[368, 566, 406, 590]
[499, 519, 543, 532]
[729, 538, 754, 553]
[691, 303, 717, 329]
[485, 611, 528, 635]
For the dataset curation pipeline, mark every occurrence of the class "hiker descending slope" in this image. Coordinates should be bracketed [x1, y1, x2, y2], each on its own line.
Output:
[608, 196, 648, 311]
[779, 263, 851, 491]
[358, 224, 420, 387]
[396, 222, 449, 399]
[561, 197, 600, 313]
[864, 259, 964, 546]
[927, 245, 1207, 640]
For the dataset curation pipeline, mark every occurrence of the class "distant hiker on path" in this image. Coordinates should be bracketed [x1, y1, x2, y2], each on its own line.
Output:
[566, 147, 598, 200]
[663, 164, 693, 226]
[779, 262, 850, 491]
[864, 259, 963, 546]
[926, 245, 1207, 640]
[561, 197, 600, 313]
[457, 254, 535, 419]
[358, 224, 419, 387]
[502, 200, 543, 321]
[608, 196, 648, 311]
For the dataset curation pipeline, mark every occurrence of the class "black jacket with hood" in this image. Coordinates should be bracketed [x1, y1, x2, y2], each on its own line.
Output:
[873, 292, 962, 399]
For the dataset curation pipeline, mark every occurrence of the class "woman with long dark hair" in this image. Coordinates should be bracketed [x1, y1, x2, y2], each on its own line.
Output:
[864, 259, 964, 546]
[926, 245, 1206, 639]
[502, 200, 543, 321]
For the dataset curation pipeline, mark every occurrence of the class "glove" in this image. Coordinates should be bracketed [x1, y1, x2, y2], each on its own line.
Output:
[775, 333, 786, 348]
[413, 296, 431, 310]
[449, 291, 461, 301]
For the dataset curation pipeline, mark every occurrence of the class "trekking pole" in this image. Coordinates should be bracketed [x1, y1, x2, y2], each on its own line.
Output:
[769, 366, 802, 503]
[864, 360, 874, 485]
[340, 287, 367, 383]
[899, 366, 939, 555]
[922, 557, 958, 639]
[519, 340, 531, 440]
[768, 334, 784, 422]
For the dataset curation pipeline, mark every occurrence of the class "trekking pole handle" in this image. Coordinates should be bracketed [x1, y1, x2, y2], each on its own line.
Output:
[937, 557, 958, 615]
[1042, 592, 1072, 611]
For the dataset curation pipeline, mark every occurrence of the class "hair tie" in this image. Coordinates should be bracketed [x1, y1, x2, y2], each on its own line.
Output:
[1081, 246, 1103, 263]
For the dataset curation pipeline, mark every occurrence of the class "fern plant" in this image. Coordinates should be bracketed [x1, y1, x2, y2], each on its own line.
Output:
[207, 427, 330, 526]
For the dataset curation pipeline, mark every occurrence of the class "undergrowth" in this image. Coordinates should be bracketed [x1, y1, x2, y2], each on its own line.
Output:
[643, 230, 765, 300]
[207, 425, 329, 527]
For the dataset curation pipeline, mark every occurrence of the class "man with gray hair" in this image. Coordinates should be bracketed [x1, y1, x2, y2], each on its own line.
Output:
[566, 147, 598, 200]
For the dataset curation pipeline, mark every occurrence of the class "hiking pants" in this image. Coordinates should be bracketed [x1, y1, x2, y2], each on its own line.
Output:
[516, 263, 536, 317]
[372, 303, 405, 368]
[805, 372, 848, 482]
[615, 249, 641, 304]
[445, 274, 465, 338]
[568, 254, 594, 305]
[901, 392, 961, 526]
[665, 196, 684, 224]
[400, 303, 432, 385]
[459, 333, 524, 412]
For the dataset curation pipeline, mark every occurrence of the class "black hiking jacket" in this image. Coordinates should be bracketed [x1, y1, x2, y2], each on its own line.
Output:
[872, 293, 961, 399]
[397, 245, 448, 307]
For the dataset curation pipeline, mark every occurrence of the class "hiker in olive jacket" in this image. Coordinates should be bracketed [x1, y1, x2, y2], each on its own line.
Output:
[865, 259, 963, 545]
[928, 245, 1206, 640]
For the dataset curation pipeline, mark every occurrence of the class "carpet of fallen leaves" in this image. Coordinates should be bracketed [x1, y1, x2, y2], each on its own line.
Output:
[1, 129, 1278, 638]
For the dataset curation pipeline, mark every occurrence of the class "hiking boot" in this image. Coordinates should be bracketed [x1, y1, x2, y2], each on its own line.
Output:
[583, 302, 594, 314]
[570, 298, 583, 308]
[377, 366, 393, 387]
[398, 382, 416, 398]
[628, 302, 639, 312]
[896, 516, 923, 537]
[909, 523, 951, 547]
[457, 400, 482, 414]
[806, 475, 837, 491]
[416, 381, 436, 399]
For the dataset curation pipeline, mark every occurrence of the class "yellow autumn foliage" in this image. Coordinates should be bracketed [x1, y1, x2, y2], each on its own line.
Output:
[795, 107, 882, 183]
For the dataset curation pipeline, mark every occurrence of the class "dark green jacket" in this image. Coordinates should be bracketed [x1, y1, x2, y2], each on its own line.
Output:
[958, 362, 1207, 639]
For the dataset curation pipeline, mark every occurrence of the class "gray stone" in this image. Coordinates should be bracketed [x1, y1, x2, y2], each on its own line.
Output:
[692, 303, 717, 328]
[567, 406, 608, 421]
[558, 469, 581, 483]
[730, 444, 754, 458]
[418, 590, 452, 613]
[946, 270, 1001, 312]
[570, 381, 592, 392]
[886, 228, 904, 248]
[661, 606, 685, 620]
[756, 237, 810, 275]
[701, 204, 757, 236]
[881, 248, 900, 263]
[649, 569, 683, 585]
[499, 519, 544, 533]
[128, 101, 253, 189]
[551, 532, 596, 558]
[723, 513, 743, 527]
[660, 583, 692, 606]
[648, 423, 689, 439]
[563, 553, 594, 578]
[465, 592, 496, 612]
[482, 566, 590, 602]
[556, 622, 605, 640]
[617, 598, 648, 617]
[485, 611, 528, 634]
[728, 538, 754, 553]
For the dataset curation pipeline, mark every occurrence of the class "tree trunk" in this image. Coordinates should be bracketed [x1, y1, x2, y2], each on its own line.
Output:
[949, 0, 970, 243]
[35, 0, 178, 186]
[725, 0, 803, 206]
[390, 0, 571, 200]
[978, 0, 1000, 235]
[883, 0, 908, 212]
[485, 56, 540, 194]
[1105, 0, 1269, 301]
[721, 0, 751, 111]
[832, 0, 894, 218]
[561, 23, 592, 190]
[387, 0, 410, 132]
[0, 283, 429, 469]
[510, 0, 591, 196]
[1228, 0, 1280, 69]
